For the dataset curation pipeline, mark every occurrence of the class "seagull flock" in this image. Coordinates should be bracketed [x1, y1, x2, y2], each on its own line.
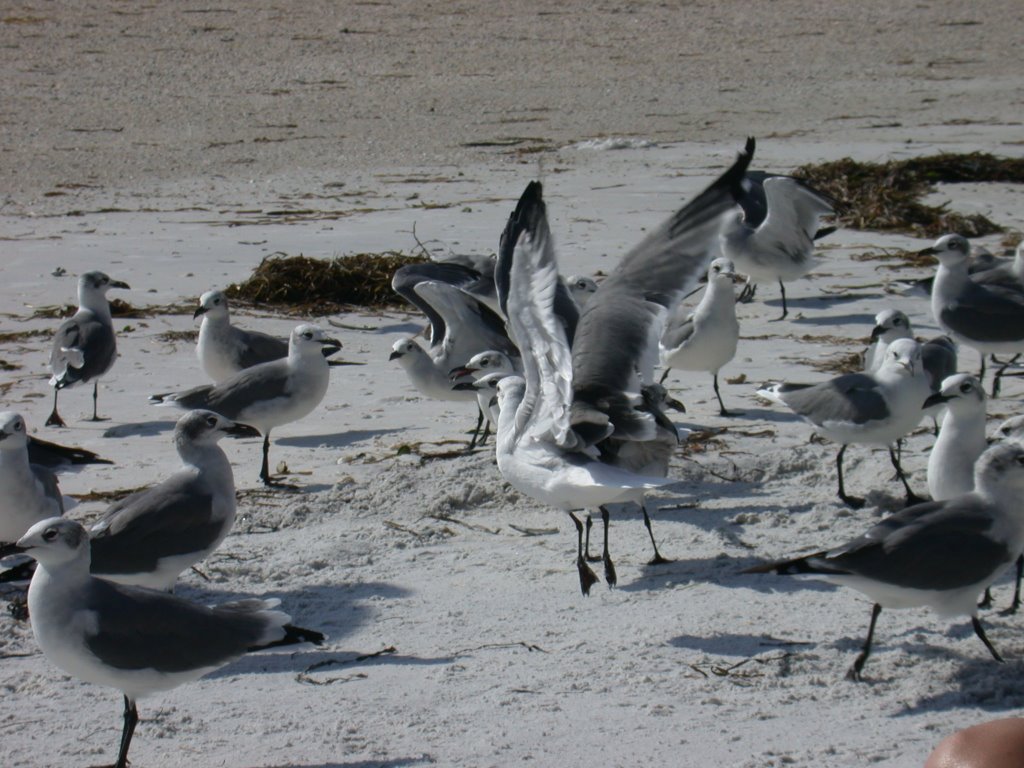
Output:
[3, 136, 1024, 763]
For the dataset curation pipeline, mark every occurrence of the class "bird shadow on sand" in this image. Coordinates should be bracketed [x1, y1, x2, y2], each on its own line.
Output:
[374, 322, 423, 336]
[101, 419, 177, 438]
[668, 632, 815, 657]
[787, 311, 876, 327]
[276, 428, 404, 449]
[251, 758, 435, 768]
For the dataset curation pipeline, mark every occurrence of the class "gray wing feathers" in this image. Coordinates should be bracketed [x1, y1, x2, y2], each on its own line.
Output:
[233, 329, 288, 369]
[776, 374, 890, 425]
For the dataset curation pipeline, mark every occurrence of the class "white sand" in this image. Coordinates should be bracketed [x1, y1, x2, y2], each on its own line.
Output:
[2, 3, 1024, 767]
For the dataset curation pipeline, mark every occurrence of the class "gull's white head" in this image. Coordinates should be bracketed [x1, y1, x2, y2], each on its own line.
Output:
[17, 518, 90, 568]
[566, 275, 598, 307]
[881, 337, 922, 376]
[175, 409, 261, 450]
[453, 350, 516, 379]
[923, 373, 985, 416]
[0, 411, 30, 452]
[389, 337, 423, 364]
[922, 234, 971, 268]
[495, 375, 527, 410]
[974, 440, 1024, 502]
[870, 309, 913, 343]
[707, 257, 738, 286]
[290, 324, 341, 358]
[994, 415, 1024, 443]
[194, 290, 229, 321]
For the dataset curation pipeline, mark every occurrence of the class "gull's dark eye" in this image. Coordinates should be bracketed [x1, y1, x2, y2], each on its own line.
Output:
[959, 382, 972, 394]
[303, 332, 313, 340]
[893, 318, 902, 326]
[13, 421, 22, 432]
[206, 415, 218, 427]
[43, 528, 58, 542]
[1016, 454, 1024, 466]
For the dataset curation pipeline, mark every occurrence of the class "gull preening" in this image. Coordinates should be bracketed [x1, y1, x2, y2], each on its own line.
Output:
[193, 289, 289, 382]
[721, 169, 835, 320]
[47, 270, 130, 427]
[492, 138, 752, 593]
[747, 441, 1024, 680]
[151, 324, 338, 487]
[15, 517, 322, 768]
[659, 257, 741, 416]
[758, 337, 931, 508]
[89, 410, 259, 591]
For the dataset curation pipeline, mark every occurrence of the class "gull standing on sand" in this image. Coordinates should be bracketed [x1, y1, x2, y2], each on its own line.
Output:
[14, 517, 322, 768]
[0, 412, 64, 543]
[449, 349, 520, 443]
[721, 170, 835, 320]
[864, 309, 914, 372]
[659, 257, 741, 416]
[47, 270, 130, 427]
[150, 324, 338, 487]
[925, 374, 988, 502]
[493, 139, 752, 593]
[193, 289, 288, 382]
[746, 441, 1024, 680]
[88, 410, 259, 591]
[758, 338, 931, 508]
[925, 233, 1024, 396]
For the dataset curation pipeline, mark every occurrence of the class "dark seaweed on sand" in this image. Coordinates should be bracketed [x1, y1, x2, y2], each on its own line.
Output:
[227, 251, 427, 313]
[794, 152, 1024, 237]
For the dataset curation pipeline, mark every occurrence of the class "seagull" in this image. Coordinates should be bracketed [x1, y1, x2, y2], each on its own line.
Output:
[925, 374, 988, 502]
[565, 274, 599, 308]
[925, 233, 1024, 397]
[193, 289, 289, 382]
[14, 517, 323, 768]
[864, 309, 914, 372]
[0, 412, 64, 544]
[721, 170, 835, 320]
[659, 257, 741, 416]
[89, 410, 259, 591]
[46, 270, 130, 427]
[995, 414, 1024, 441]
[449, 349, 520, 445]
[971, 242, 1024, 291]
[492, 139, 752, 593]
[757, 338, 931, 508]
[746, 440, 1024, 681]
[150, 324, 338, 487]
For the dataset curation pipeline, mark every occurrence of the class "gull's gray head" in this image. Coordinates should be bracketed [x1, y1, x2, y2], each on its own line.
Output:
[194, 289, 229, 320]
[175, 409, 261, 448]
[17, 518, 89, 568]
[290, 324, 341, 358]
[389, 337, 421, 363]
[920, 234, 971, 267]
[974, 440, 1024, 500]
[0, 411, 29, 451]
[566, 275, 598, 307]
[870, 309, 913, 342]
[641, 383, 687, 414]
[79, 270, 130, 294]
[995, 415, 1024, 442]
[923, 373, 985, 413]
[707, 258, 738, 285]
[453, 371, 508, 408]
[450, 350, 515, 380]
[881, 337, 922, 375]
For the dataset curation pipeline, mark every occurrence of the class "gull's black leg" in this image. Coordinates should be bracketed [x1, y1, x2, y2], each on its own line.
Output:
[584, 513, 601, 563]
[114, 695, 139, 768]
[999, 554, 1024, 616]
[979, 588, 994, 609]
[659, 367, 671, 385]
[599, 505, 617, 588]
[991, 354, 1020, 398]
[713, 373, 740, 417]
[978, 354, 986, 382]
[836, 445, 864, 509]
[568, 512, 599, 596]
[642, 503, 670, 565]
[846, 603, 882, 682]
[45, 389, 66, 428]
[972, 616, 1004, 663]
[467, 406, 485, 450]
[777, 280, 788, 321]
[259, 433, 272, 485]
[889, 445, 925, 506]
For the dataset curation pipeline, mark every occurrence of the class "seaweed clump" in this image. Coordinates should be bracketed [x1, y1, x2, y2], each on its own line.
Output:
[227, 251, 427, 313]
[795, 152, 1024, 237]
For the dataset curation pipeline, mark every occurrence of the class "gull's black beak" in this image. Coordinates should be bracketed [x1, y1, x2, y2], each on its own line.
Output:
[488, 395, 498, 410]
[452, 382, 477, 392]
[917, 246, 938, 257]
[923, 392, 952, 409]
[320, 337, 342, 358]
[193, 305, 209, 319]
[109, 280, 131, 290]
[224, 422, 262, 439]
[449, 366, 473, 381]
[664, 395, 686, 413]
[389, 350, 403, 361]
[869, 325, 884, 342]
